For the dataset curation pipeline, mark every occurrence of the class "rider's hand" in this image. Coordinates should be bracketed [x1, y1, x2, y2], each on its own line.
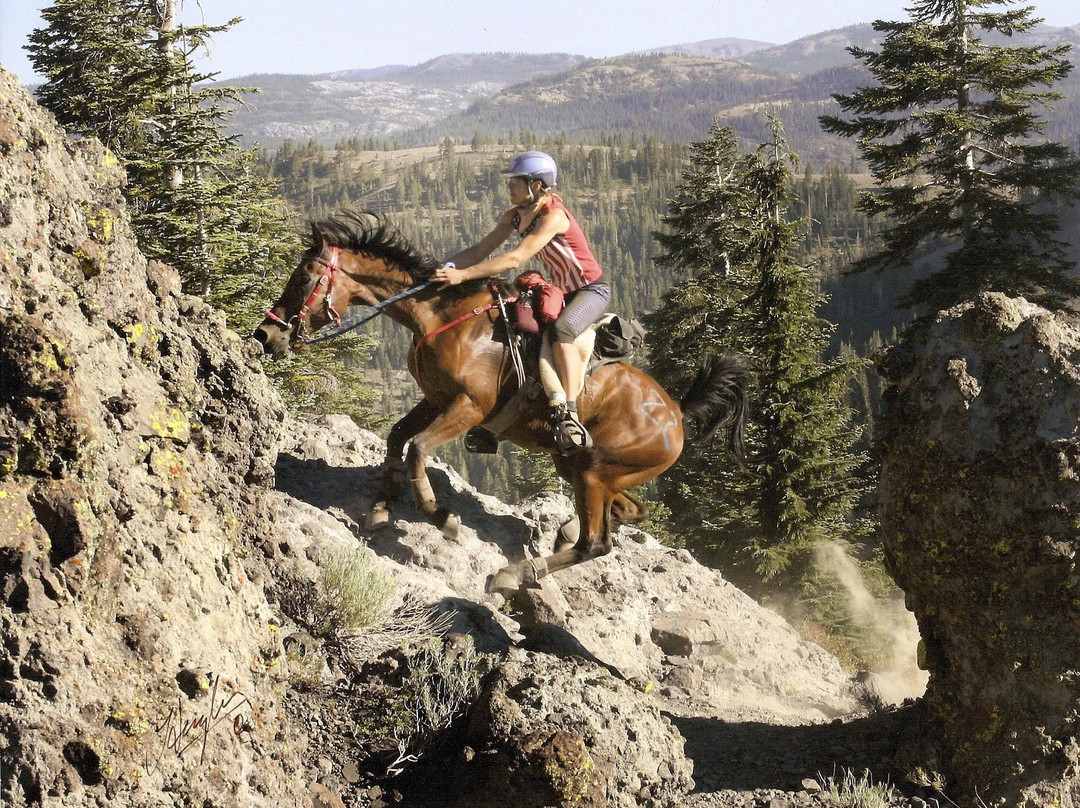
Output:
[433, 262, 463, 288]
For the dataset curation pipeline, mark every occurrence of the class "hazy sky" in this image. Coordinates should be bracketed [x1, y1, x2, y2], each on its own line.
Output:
[2, 0, 1078, 83]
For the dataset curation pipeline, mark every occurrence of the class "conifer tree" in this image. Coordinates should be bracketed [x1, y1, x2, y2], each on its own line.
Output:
[27, 0, 296, 318]
[28, 0, 378, 422]
[27, 0, 157, 157]
[820, 0, 1080, 310]
[648, 118, 870, 590]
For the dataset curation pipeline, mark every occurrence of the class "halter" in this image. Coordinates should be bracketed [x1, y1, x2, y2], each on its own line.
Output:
[265, 246, 434, 351]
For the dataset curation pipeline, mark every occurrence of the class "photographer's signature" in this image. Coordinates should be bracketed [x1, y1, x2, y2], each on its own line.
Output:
[146, 675, 252, 772]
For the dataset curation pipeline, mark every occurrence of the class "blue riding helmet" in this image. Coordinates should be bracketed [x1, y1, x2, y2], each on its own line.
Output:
[502, 151, 558, 188]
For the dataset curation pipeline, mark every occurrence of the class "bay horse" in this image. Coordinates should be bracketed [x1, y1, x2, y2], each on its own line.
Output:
[253, 212, 749, 595]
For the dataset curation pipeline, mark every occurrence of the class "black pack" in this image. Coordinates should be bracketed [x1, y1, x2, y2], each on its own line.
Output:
[593, 315, 646, 361]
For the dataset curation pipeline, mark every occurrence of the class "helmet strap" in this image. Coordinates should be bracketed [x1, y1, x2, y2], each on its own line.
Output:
[526, 178, 545, 204]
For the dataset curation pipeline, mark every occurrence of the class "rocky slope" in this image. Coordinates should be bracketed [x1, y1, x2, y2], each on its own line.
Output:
[0, 64, 307, 807]
[0, 65, 897, 807]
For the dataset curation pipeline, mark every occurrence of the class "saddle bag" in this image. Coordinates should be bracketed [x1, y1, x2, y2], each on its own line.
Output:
[514, 271, 565, 331]
[594, 315, 647, 360]
[514, 290, 542, 334]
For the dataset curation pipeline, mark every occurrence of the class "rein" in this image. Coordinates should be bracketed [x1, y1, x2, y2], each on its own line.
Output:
[303, 280, 433, 346]
[268, 248, 511, 354]
[267, 245, 433, 350]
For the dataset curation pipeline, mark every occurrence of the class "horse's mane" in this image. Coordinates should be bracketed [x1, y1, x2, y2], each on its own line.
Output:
[307, 211, 440, 281]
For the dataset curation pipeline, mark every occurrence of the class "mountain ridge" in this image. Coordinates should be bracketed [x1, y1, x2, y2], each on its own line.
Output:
[219, 22, 1080, 153]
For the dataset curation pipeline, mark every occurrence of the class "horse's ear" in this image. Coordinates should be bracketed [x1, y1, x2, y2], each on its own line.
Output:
[309, 222, 322, 246]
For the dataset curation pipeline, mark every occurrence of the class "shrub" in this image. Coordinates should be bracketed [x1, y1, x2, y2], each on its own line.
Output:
[354, 635, 483, 775]
[820, 768, 900, 808]
[313, 543, 396, 639]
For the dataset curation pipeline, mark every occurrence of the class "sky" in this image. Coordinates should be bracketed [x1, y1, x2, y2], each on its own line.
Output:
[2, 0, 1078, 83]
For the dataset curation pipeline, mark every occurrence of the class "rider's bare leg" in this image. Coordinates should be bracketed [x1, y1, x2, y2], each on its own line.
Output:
[551, 340, 584, 403]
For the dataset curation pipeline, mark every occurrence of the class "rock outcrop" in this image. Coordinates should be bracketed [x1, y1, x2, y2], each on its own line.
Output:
[878, 293, 1080, 804]
[0, 67, 306, 806]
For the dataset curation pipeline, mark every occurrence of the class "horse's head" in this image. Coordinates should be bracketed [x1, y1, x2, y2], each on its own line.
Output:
[251, 240, 356, 356]
[252, 212, 438, 356]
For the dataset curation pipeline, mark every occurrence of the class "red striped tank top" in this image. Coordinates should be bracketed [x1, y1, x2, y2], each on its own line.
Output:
[514, 198, 603, 293]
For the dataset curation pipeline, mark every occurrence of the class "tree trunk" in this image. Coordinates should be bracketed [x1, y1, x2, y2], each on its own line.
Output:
[157, 0, 183, 190]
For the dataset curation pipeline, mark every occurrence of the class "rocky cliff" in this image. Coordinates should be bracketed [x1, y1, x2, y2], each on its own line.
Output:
[0, 66, 871, 808]
[879, 294, 1080, 805]
[0, 65, 305, 806]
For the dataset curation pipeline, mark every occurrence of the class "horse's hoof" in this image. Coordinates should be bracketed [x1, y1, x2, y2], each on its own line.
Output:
[486, 566, 522, 597]
[364, 503, 391, 531]
[554, 516, 580, 553]
[438, 511, 460, 540]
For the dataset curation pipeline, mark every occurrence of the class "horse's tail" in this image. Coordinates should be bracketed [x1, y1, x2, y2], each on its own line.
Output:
[679, 352, 751, 462]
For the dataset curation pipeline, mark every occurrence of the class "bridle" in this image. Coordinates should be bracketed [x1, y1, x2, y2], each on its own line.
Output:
[264, 245, 433, 351]
[264, 246, 344, 350]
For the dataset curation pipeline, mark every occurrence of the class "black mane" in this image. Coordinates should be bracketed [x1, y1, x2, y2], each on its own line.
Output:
[307, 211, 440, 281]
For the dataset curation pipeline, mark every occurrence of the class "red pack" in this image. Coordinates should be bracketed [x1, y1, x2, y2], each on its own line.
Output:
[515, 271, 565, 327]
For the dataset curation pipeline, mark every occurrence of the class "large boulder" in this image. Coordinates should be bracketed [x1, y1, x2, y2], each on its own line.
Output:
[878, 293, 1080, 803]
[404, 648, 694, 808]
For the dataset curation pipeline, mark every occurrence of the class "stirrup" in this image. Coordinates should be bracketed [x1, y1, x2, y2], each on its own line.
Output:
[553, 409, 592, 455]
[464, 426, 500, 454]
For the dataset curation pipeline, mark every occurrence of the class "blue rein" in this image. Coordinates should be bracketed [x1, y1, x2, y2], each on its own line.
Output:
[303, 281, 433, 345]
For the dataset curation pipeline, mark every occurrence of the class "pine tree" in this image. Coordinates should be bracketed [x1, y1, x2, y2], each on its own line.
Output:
[28, 0, 377, 420]
[26, 0, 156, 156]
[820, 0, 1080, 311]
[27, 0, 297, 314]
[648, 118, 871, 590]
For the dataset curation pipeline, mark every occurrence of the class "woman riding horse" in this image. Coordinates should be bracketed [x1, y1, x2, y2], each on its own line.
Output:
[433, 151, 606, 454]
[253, 211, 749, 596]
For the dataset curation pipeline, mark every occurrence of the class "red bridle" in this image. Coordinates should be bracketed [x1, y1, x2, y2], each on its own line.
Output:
[265, 247, 343, 349]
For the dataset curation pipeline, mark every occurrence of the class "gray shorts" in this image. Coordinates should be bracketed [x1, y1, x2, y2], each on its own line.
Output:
[551, 282, 611, 343]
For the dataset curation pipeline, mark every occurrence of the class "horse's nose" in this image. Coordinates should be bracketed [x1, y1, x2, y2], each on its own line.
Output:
[251, 326, 269, 345]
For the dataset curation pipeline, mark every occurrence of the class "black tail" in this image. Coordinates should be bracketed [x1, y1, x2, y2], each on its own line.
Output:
[679, 353, 751, 462]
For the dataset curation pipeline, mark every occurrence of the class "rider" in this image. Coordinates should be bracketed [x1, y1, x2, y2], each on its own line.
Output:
[432, 150, 610, 452]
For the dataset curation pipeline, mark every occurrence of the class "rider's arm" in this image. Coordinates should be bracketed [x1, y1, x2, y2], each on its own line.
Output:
[433, 208, 570, 286]
[444, 210, 517, 269]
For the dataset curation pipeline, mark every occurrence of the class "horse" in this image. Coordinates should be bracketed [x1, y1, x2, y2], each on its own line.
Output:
[253, 211, 749, 596]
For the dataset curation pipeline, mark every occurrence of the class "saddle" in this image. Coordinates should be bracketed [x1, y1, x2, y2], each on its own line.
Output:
[464, 283, 646, 454]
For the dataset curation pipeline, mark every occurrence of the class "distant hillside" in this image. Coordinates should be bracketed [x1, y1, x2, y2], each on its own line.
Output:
[742, 24, 884, 76]
[400, 53, 861, 165]
[635, 36, 774, 59]
[742, 21, 1080, 77]
[219, 23, 1080, 158]
[388, 52, 586, 89]
[220, 52, 585, 149]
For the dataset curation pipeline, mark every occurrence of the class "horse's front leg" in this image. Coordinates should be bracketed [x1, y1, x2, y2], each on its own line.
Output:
[405, 395, 484, 539]
[365, 399, 439, 530]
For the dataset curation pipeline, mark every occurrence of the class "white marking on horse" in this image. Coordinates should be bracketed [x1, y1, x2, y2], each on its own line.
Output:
[640, 392, 676, 452]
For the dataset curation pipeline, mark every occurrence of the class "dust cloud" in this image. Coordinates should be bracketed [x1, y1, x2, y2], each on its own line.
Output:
[813, 542, 929, 705]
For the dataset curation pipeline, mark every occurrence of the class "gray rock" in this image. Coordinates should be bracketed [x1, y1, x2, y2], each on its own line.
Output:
[878, 293, 1080, 804]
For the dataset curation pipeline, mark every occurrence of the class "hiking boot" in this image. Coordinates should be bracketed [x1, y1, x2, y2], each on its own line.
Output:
[551, 404, 592, 455]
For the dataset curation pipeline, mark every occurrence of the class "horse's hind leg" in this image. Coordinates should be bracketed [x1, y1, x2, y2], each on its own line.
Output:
[366, 399, 438, 530]
[611, 491, 648, 526]
[549, 459, 647, 552]
[489, 466, 614, 594]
